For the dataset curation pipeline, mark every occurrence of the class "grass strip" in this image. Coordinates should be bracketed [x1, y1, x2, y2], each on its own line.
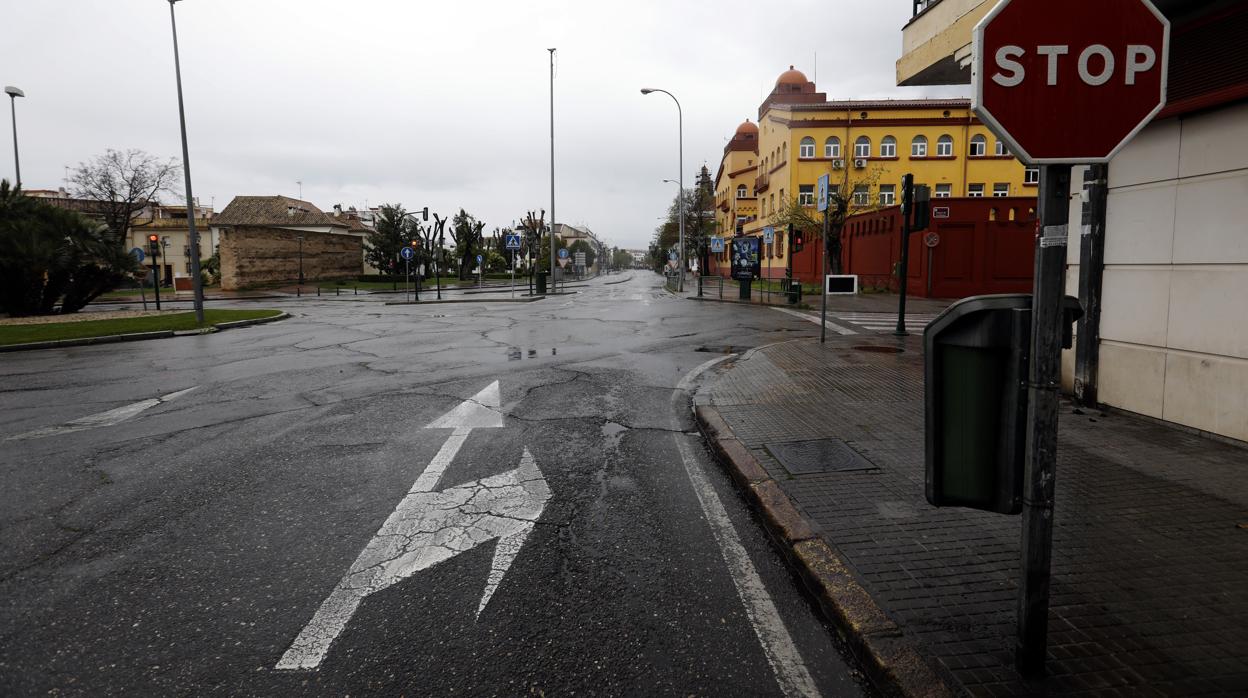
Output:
[0, 309, 282, 346]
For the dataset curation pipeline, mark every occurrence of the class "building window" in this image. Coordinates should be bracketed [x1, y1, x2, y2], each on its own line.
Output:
[879, 184, 896, 206]
[854, 136, 871, 159]
[825, 137, 840, 158]
[1024, 168, 1039, 184]
[993, 183, 1010, 197]
[798, 184, 815, 206]
[995, 140, 1008, 156]
[799, 137, 815, 159]
[969, 134, 986, 157]
[968, 183, 985, 197]
[852, 184, 870, 206]
[911, 136, 928, 157]
[829, 184, 840, 200]
[936, 135, 953, 157]
[880, 136, 897, 158]
[736, 184, 747, 198]
[935, 183, 952, 198]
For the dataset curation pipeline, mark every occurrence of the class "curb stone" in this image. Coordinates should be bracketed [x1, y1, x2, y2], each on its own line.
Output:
[383, 296, 546, 306]
[693, 402, 953, 698]
[0, 311, 290, 353]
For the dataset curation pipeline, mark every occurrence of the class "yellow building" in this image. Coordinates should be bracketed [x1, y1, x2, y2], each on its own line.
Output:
[713, 66, 1034, 280]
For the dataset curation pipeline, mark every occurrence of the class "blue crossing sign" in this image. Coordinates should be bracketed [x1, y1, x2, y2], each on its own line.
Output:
[763, 226, 775, 244]
[558, 248, 570, 259]
[400, 246, 415, 261]
[505, 233, 522, 250]
[817, 174, 830, 213]
[130, 247, 145, 263]
[710, 237, 724, 253]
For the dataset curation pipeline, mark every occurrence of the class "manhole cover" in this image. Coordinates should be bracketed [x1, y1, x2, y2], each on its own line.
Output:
[765, 438, 878, 475]
[852, 345, 904, 354]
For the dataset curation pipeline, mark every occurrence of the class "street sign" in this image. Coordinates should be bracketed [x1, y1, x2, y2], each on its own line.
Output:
[816, 174, 830, 212]
[668, 250, 678, 261]
[505, 234, 521, 250]
[762, 226, 774, 244]
[924, 232, 941, 248]
[932, 206, 951, 219]
[476, 254, 483, 264]
[130, 247, 145, 263]
[710, 237, 724, 253]
[972, 0, 1169, 163]
[400, 246, 415, 260]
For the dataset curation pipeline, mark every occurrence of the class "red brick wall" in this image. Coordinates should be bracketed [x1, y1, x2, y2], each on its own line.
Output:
[218, 226, 361, 291]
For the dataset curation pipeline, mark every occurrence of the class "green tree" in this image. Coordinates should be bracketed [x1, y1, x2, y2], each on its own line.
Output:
[567, 239, 596, 269]
[0, 180, 139, 316]
[450, 209, 486, 280]
[364, 204, 411, 277]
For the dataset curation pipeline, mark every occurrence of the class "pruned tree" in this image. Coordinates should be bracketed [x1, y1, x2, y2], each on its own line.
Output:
[771, 166, 885, 275]
[449, 209, 486, 280]
[70, 149, 181, 243]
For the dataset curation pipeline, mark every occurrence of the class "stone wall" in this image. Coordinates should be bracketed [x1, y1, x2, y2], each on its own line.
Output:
[219, 226, 361, 290]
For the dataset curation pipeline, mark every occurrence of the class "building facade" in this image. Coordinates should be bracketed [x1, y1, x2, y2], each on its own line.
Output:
[712, 67, 1034, 283]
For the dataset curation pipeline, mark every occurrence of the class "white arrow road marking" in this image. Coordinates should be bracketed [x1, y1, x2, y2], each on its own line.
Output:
[276, 381, 552, 671]
[675, 357, 820, 698]
[3, 386, 199, 441]
[770, 307, 857, 336]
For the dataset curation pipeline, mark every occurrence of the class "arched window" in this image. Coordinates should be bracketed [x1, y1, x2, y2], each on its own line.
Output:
[995, 139, 1008, 156]
[736, 184, 747, 198]
[825, 137, 840, 158]
[969, 134, 987, 157]
[911, 135, 928, 157]
[936, 135, 953, 157]
[799, 137, 816, 159]
[880, 136, 897, 158]
[854, 136, 871, 159]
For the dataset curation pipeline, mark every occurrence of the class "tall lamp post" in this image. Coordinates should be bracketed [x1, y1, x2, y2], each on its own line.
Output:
[641, 87, 683, 292]
[166, 0, 204, 324]
[401, 206, 430, 299]
[296, 235, 305, 285]
[547, 49, 557, 295]
[4, 86, 23, 190]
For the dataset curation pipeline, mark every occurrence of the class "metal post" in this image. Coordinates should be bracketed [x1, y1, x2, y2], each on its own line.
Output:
[819, 214, 829, 343]
[151, 255, 162, 310]
[297, 236, 305, 285]
[1075, 164, 1107, 407]
[168, 0, 204, 324]
[7, 93, 20, 190]
[548, 48, 557, 296]
[405, 257, 410, 302]
[436, 232, 443, 300]
[895, 174, 914, 336]
[1016, 163, 1072, 678]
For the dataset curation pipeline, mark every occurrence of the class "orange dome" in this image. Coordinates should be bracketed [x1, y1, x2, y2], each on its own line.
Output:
[776, 65, 808, 86]
[735, 119, 758, 136]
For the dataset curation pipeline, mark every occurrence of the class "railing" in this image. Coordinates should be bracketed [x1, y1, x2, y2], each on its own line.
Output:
[699, 275, 725, 299]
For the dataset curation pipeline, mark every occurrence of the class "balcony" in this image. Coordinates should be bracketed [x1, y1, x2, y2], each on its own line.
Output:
[755, 172, 770, 195]
[897, 0, 990, 86]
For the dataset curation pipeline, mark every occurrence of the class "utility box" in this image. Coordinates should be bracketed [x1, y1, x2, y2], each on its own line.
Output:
[786, 279, 801, 305]
[536, 271, 547, 295]
[924, 294, 1082, 514]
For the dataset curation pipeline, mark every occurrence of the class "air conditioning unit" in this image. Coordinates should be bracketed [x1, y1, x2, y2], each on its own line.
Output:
[831, 159, 845, 169]
[853, 158, 867, 169]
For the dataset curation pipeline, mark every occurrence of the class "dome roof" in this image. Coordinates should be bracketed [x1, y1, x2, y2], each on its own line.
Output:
[776, 65, 808, 86]
[735, 119, 758, 136]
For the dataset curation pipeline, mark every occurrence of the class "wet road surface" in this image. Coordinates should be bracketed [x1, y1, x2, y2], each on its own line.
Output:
[0, 274, 869, 696]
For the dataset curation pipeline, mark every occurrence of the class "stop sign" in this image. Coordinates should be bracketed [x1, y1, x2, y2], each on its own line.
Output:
[972, 0, 1169, 164]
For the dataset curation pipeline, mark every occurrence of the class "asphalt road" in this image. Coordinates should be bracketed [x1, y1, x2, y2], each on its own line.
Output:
[0, 273, 869, 696]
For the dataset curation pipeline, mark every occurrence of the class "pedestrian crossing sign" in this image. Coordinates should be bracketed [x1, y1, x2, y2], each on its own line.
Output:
[817, 174, 830, 213]
[710, 237, 724, 253]
[505, 234, 522, 250]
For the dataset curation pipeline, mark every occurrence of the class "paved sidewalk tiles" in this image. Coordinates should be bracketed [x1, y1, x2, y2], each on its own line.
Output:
[699, 336, 1248, 696]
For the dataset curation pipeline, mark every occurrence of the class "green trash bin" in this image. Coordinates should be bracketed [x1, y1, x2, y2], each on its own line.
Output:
[536, 271, 547, 295]
[924, 294, 1082, 515]
[786, 280, 802, 305]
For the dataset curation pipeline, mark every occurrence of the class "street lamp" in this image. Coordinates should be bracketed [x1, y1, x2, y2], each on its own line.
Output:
[166, 0, 205, 324]
[296, 235, 305, 285]
[642, 87, 684, 291]
[4, 86, 23, 190]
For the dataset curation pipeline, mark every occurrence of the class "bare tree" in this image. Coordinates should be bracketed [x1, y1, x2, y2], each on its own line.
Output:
[70, 149, 181, 242]
[772, 167, 884, 275]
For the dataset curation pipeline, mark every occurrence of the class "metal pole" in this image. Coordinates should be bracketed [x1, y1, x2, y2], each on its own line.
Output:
[168, 0, 204, 324]
[676, 98, 684, 293]
[151, 255, 162, 311]
[298, 236, 305, 285]
[1016, 163, 1072, 678]
[7, 95, 19, 190]
[895, 174, 914, 336]
[548, 48, 556, 295]
[406, 257, 410, 302]
[436, 231, 443, 300]
[1075, 164, 1107, 407]
[819, 215, 829, 343]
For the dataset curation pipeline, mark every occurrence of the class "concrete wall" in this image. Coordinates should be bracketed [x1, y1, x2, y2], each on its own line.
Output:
[1066, 102, 1248, 442]
[219, 226, 362, 291]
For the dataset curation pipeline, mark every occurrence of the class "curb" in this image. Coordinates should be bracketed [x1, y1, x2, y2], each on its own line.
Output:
[0, 312, 290, 353]
[693, 403, 953, 698]
[603, 274, 634, 286]
[383, 296, 546, 306]
[685, 294, 809, 309]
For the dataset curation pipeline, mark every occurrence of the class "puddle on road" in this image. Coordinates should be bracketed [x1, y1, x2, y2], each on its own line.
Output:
[601, 421, 629, 451]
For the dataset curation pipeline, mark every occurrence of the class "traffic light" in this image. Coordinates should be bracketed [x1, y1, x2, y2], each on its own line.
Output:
[792, 229, 805, 254]
[147, 234, 160, 257]
[411, 239, 419, 249]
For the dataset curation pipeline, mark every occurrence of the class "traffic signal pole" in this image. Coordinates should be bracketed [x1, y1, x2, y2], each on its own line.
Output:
[895, 174, 914, 336]
[1016, 164, 1072, 678]
[819, 211, 829, 344]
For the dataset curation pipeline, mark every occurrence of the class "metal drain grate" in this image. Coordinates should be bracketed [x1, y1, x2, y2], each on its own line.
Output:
[765, 438, 879, 475]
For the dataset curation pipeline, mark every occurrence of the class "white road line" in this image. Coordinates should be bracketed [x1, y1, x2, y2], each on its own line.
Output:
[4, 386, 198, 441]
[674, 357, 820, 698]
[770, 307, 857, 336]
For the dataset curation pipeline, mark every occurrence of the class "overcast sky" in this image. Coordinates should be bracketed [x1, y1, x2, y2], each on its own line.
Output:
[2, 0, 965, 250]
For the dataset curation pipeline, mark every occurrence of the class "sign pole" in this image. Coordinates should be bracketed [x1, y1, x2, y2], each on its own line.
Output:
[895, 174, 914, 336]
[151, 255, 162, 311]
[1017, 163, 1071, 678]
[406, 257, 411, 302]
[819, 213, 828, 343]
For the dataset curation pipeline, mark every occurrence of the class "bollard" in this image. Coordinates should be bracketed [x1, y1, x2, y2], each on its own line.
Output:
[336, 286, 340, 296]
[297, 286, 301, 297]
[316, 286, 320, 297]
[354, 286, 358, 295]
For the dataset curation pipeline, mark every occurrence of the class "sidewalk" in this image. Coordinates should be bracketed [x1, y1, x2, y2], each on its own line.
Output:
[695, 334, 1248, 696]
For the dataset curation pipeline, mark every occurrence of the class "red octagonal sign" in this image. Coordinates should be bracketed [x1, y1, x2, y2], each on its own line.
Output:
[973, 0, 1170, 164]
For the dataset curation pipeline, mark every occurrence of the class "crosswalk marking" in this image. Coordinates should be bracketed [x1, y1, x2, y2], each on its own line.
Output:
[830, 312, 941, 333]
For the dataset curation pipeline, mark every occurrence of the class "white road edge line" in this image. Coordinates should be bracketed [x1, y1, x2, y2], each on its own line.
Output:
[4, 386, 199, 441]
[674, 356, 821, 698]
[770, 307, 857, 336]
